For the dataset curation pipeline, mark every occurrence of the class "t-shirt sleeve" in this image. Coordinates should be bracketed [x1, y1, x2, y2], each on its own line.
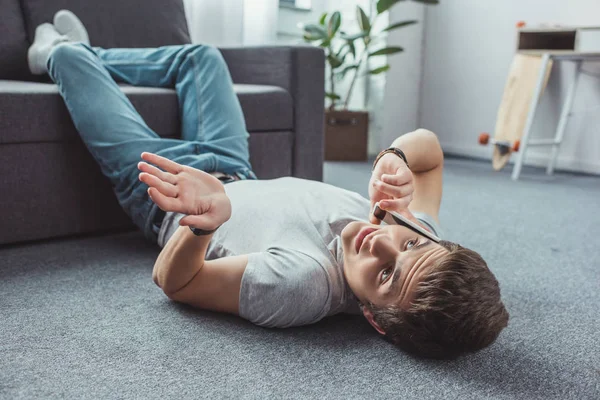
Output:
[239, 247, 331, 328]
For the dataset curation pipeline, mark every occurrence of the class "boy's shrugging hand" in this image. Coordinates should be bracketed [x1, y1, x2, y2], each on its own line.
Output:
[368, 152, 414, 225]
[137, 152, 231, 231]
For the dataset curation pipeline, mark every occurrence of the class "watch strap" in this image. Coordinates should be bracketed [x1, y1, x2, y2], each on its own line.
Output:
[189, 226, 218, 236]
[372, 147, 410, 171]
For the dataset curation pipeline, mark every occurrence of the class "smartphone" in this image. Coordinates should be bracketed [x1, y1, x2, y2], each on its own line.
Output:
[372, 202, 441, 243]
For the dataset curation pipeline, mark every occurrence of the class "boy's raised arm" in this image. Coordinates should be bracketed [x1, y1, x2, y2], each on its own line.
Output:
[137, 152, 233, 295]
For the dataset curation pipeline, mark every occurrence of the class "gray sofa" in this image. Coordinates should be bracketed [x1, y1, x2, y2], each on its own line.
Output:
[0, 0, 325, 245]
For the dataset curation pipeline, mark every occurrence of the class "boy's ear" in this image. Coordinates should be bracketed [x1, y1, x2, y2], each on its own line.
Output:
[362, 307, 386, 335]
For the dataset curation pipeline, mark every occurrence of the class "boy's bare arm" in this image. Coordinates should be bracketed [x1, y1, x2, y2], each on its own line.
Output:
[370, 129, 444, 223]
[153, 226, 248, 314]
[138, 152, 247, 314]
[390, 129, 444, 174]
[152, 224, 214, 295]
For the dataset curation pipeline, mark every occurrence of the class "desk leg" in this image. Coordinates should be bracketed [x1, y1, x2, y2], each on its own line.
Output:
[512, 53, 552, 181]
[547, 61, 582, 176]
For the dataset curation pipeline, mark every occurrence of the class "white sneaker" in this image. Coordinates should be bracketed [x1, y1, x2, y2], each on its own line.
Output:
[53, 10, 90, 46]
[27, 23, 68, 75]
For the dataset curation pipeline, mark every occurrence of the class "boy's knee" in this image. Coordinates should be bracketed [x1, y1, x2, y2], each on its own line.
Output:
[49, 42, 90, 65]
[188, 45, 224, 65]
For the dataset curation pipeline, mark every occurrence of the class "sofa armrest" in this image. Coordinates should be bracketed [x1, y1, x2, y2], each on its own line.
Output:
[219, 46, 325, 181]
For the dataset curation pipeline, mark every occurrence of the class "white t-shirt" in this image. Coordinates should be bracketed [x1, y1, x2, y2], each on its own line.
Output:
[157, 177, 441, 328]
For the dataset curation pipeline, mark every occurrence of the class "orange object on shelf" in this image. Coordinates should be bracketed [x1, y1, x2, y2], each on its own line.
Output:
[516, 21, 526, 28]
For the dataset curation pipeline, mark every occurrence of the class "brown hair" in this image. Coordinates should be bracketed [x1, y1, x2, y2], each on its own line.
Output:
[364, 240, 509, 359]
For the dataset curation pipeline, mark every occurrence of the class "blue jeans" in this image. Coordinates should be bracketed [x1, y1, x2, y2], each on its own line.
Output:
[47, 43, 256, 243]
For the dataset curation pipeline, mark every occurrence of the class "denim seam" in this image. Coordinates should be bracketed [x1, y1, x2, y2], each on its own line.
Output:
[104, 61, 164, 66]
[190, 51, 204, 146]
[213, 153, 219, 172]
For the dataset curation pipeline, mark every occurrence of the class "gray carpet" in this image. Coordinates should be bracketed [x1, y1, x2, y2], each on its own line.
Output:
[1, 157, 599, 399]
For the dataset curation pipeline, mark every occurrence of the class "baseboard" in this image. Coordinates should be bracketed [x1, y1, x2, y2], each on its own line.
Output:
[440, 142, 600, 175]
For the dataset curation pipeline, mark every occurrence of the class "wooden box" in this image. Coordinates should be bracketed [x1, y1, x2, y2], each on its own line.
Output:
[324, 110, 369, 161]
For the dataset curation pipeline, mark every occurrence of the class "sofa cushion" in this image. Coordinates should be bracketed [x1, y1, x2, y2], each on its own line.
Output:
[0, 0, 30, 80]
[0, 130, 294, 244]
[0, 81, 180, 143]
[20, 0, 190, 49]
[0, 81, 294, 143]
[234, 84, 293, 132]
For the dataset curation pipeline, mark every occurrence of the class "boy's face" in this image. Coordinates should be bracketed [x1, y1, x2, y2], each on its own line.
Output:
[341, 221, 448, 309]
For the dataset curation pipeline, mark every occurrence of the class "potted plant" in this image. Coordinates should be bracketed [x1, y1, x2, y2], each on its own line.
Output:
[303, 0, 439, 161]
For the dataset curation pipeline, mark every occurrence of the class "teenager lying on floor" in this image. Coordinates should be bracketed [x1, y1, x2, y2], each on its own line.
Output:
[28, 10, 509, 359]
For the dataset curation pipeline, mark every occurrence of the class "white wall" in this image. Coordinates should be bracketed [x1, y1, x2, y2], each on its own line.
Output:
[379, 3, 426, 153]
[184, 0, 278, 47]
[276, 1, 327, 44]
[420, 0, 600, 174]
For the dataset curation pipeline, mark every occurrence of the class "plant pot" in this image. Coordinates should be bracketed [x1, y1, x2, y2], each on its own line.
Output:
[324, 110, 369, 161]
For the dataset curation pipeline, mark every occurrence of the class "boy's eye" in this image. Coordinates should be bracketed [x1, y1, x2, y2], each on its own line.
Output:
[405, 239, 417, 250]
[380, 267, 392, 284]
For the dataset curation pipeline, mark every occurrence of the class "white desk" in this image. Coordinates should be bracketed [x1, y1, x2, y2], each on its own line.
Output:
[512, 51, 600, 180]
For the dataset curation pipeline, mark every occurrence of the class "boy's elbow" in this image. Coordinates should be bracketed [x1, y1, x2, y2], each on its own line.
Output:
[158, 281, 182, 299]
[154, 273, 179, 298]
[415, 129, 440, 146]
[152, 263, 190, 299]
[415, 128, 443, 160]
[152, 263, 178, 297]
[152, 262, 162, 288]
[152, 265, 159, 284]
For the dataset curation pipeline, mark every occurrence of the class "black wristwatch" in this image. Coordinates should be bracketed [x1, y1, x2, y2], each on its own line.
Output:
[189, 226, 218, 236]
[372, 147, 410, 171]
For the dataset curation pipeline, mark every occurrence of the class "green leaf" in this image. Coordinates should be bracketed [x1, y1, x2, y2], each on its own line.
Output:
[412, 0, 439, 4]
[382, 20, 418, 32]
[335, 43, 347, 58]
[303, 33, 321, 42]
[338, 64, 359, 78]
[327, 54, 344, 68]
[328, 11, 341, 38]
[369, 46, 404, 57]
[340, 31, 369, 41]
[318, 38, 331, 48]
[303, 24, 328, 40]
[369, 65, 391, 74]
[319, 12, 328, 26]
[325, 92, 341, 100]
[347, 41, 356, 59]
[356, 6, 371, 34]
[376, 0, 403, 14]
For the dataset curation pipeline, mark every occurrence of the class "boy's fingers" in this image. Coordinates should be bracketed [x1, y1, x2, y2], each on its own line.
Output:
[372, 179, 412, 198]
[381, 172, 411, 186]
[141, 152, 183, 174]
[148, 187, 180, 212]
[369, 214, 382, 225]
[381, 197, 412, 212]
[138, 162, 177, 184]
[139, 172, 179, 198]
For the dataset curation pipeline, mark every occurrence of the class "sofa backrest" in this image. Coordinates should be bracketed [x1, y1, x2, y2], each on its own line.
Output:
[1, 0, 191, 81]
[0, 0, 31, 80]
